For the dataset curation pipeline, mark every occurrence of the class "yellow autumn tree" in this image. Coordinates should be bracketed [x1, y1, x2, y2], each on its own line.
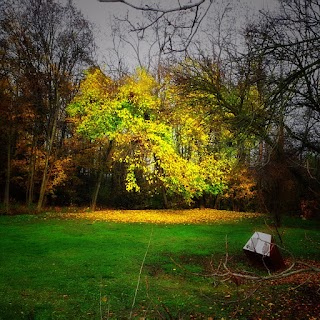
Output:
[67, 67, 119, 210]
[68, 67, 242, 208]
[160, 60, 259, 208]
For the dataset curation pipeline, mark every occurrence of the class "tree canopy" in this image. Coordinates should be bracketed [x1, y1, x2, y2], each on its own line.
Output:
[0, 0, 319, 218]
[67, 67, 245, 208]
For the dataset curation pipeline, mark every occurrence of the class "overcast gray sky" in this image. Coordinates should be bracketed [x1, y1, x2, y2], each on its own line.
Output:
[74, 0, 276, 26]
[72, 0, 278, 68]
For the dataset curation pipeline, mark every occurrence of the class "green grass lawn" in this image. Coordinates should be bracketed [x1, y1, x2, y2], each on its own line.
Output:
[0, 211, 319, 319]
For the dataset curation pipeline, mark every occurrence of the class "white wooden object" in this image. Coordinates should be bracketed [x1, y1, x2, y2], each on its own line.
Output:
[243, 232, 272, 257]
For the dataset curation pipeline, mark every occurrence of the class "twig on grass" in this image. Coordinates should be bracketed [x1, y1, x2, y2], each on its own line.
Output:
[129, 227, 154, 319]
[99, 278, 103, 320]
[304, 231, 320, 247]
[289, 274, 313, 291]
[171, 234, 320, 300]
[264, 218, 284, 245]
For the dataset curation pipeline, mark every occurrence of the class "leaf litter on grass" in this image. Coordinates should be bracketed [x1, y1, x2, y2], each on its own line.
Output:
[44, 208, 261, 224]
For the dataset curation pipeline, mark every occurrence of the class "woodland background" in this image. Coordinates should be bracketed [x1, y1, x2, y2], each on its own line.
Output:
[0, 0, 319, 220]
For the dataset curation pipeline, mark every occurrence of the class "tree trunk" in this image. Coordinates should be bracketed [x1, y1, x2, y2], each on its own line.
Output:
[4, 131, 11, 214]
[37, 105, 59, 212]
[90, 141, 114, 211]
[259, 141, 264, 164]
[162, 186, 168, 209]
[91, 170, 103, 211]
[27, 134, 38, 207]
[27, 154, 36, 207]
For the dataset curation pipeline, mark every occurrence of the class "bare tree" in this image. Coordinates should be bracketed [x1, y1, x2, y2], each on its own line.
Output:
[98, 0, 213, 53]
[246, 0, 320, 156]
[1, 0, 95, 211]
[245, 0, 320, 219]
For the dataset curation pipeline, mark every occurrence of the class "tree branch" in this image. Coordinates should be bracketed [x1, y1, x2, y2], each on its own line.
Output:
[98, 0, 207, 13]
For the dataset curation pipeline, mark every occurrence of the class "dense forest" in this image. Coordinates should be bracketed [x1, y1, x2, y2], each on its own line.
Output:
[0, 0, 319, 219]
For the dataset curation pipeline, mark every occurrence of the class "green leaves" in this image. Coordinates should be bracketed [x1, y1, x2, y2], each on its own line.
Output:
[67, 65, 254, 205]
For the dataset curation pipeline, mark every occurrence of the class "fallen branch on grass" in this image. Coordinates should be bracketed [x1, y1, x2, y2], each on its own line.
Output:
[214, 235, 320, 283]
[170, 237, 320, 285]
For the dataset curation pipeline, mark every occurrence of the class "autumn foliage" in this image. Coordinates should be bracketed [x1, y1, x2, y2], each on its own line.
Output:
[1, 0, 320, 214]
[65, 67, 250, 210]
[47, 208, 258, 224]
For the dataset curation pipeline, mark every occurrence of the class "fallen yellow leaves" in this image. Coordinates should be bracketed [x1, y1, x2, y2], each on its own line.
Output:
[47, 209, 261, 224]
